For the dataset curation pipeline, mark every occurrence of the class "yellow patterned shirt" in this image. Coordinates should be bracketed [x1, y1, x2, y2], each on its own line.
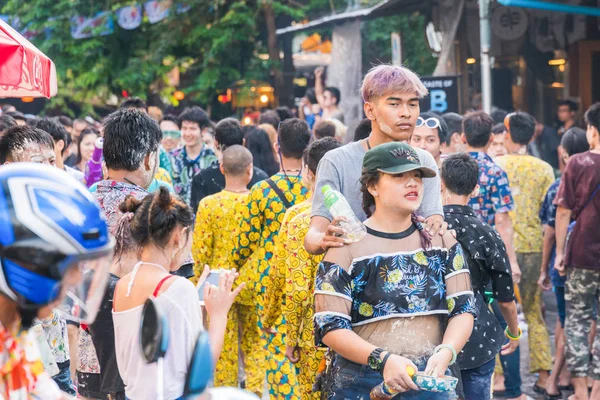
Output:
[496, 154, 555, 253]
[283, 208, 323, 349]
[192, 190, 249, 286]
[262, 201, 312, 330]
[231, 174, 310, 314]
[155, 167, 173, 185]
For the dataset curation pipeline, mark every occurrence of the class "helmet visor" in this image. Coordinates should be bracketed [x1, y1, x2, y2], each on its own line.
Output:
[59, 249, 113, 324]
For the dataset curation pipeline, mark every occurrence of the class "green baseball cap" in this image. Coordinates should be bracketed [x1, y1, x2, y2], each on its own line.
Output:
[362, 142, 437, 178]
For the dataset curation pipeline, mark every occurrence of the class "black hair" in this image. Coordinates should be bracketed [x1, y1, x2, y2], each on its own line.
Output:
[441, 153, 479, 196]
[57, 115, 73, 128]
[0, 125, 55, 163]
[558, 99, 578, 113]
[278, 118, 311, 160]
[31, 117, 69, 155]
[463, 111, 494, 148]
[325, 87, 341, 105]
[178, 106, 211, 130]
[215, 118, 244, 150]
[304, 137, 340, 175]
[427, 110, 443, 116]
[119, 97, 147, 111]
[0, 115, 17, 133]
[507, 112, 536, 145]
[561, 127, 589, 157]
[313, 120, 336, 140]
[305, 89, 317, 105]
[103, 108, 163, 171]
[420, 112, 448, 143]
[6, 111, 25, 122]
[353, 118, 372, 142]
[75, 128, 100, 165]
[258, 110, 281, 131]
[359, 170, 431, 249]
[442, 113, 463, 145]
[490, 108, 508, 125]
[161, 114, 180, 128]
[245, 127, 279, 176]
[276, 106, 294, 122]
[584, 102, 600, 133]
[119, 186, 194, 253]
[492, 123, 506, 135]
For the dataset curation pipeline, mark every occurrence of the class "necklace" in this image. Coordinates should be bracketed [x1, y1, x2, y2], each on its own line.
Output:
[224, 188, 250, 194]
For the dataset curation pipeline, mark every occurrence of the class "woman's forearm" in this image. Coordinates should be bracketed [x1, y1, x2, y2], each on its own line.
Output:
[442, 314, 474, 355]
[322, 329, 378, 365]
[208, 314, 227, 365]
[497, 300, 519, 337]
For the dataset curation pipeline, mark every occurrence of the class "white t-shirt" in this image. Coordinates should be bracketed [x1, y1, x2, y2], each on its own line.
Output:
[113, 277, 203, 400]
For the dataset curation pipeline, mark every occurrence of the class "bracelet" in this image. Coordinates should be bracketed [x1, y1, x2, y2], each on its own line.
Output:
[379, 352, 392, 375]
[505, 326, 522, 341]
[434, 344, 457, 366]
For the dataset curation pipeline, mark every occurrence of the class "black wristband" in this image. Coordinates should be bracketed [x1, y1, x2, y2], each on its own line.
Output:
[379, 352, 392, 375]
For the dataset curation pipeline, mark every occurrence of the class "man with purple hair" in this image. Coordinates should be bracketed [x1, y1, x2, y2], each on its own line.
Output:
[305, 64, 445, 253]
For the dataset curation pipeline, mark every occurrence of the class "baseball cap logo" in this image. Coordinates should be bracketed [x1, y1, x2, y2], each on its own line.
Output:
[389, 147, 419, 164]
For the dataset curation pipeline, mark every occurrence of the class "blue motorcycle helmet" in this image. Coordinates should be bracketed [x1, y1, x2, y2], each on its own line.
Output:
[0, 163, 114, 328]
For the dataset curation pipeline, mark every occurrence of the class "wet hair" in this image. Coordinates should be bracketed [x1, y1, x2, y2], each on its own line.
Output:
[103, 108, 163, 171]
[359, 170, 431, 249]
[178, 106, 211, 130]
[6, 111, 25, 123]
[119, 97, 147, 112]
[442, 113, 463, 145]
[245, 127, 279, 176]
[314, 120, 336, 140]
[304, 137, 340, 175]
[278, 118, 311, 160]
[560, 127, 589, 157]
[276, 106, 294, 122]
[420, 112, 448, 143]
[584, 102, 600, 133]
[161, 114, 180, 128]
[506, 112, 536, 145]
[0, 115, 17, 134]
[119, 186, 194, 251]
[490, 108, 508, 125]
[258, 110, 281, 131]
[558, 99, 578, 113]
[31, 117, 69, 155]
[57, 116, 73, 129]
[215, 118, 244, 150]
[325, 87, 341, 105]
[222, 145, 253, 176]
[441, 153, 479, 196]
[360, 65, 428, 102]
[75, 128, 100, 165]
[463, 111, 494, 148]
[353, 118, 372, 142]
[492, 123, 506, 135]
[0, 125, 54, 163]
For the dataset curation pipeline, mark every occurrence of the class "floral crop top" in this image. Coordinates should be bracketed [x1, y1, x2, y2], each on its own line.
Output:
[314, 225, 477, 347]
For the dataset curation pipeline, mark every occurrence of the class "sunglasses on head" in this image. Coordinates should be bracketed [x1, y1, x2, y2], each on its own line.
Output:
[416, 117, 441, 129]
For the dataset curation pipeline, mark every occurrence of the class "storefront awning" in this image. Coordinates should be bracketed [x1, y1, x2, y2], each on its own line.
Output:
[276, 0, 430, 36]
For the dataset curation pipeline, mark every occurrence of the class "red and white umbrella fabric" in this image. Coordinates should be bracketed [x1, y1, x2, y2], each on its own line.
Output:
[0, 19, 57, 98]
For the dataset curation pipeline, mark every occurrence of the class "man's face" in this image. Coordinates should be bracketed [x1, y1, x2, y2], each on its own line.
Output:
[181, 121, 202, 148]
[323, 90, 337, 108]
[557, 105, 574, 123]
[73, 122, 87, 139]
[160, 120, 181, 152]
[488, 133, 507, 159]
[587, 124, 599, 149]
[367, 91, 420, 142]
[10, 144, 56, 166]
[410, 126, 441, 161]
[202, 131, 215, 151]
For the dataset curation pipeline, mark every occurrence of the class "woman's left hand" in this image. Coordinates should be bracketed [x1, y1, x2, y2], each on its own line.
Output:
[424, 348, 453, 377]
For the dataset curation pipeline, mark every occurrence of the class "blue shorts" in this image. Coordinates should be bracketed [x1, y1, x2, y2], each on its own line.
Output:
[460, 358, 495, 400]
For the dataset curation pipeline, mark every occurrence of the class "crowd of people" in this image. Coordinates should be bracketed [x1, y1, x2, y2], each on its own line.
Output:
[0, 63, 598, 400]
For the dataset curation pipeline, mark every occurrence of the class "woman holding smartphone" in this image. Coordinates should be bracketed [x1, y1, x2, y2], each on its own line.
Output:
[314, 143, 476, 399]
[112, 186, 243, 400]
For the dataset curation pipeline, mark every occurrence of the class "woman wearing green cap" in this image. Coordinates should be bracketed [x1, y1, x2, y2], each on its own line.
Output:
[314, 142, 476, 399]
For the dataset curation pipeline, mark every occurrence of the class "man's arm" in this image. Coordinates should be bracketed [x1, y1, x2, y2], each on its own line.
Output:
[314, 67, 326, 108]
[554, 206, 572, 275]
[495, 212, 521, 283]
[305, 216, 346, 255]
[538, 225, 555, 290]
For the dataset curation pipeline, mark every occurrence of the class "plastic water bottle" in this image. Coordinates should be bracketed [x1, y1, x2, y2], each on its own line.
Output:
[322, 185, 366, 243]
[370, 366, 416, 399]
[84, 137, 104, 187]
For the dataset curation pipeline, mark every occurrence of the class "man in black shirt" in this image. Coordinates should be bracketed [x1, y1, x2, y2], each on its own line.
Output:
[190, 118, 268, 213]
[441, 153, 521, 400]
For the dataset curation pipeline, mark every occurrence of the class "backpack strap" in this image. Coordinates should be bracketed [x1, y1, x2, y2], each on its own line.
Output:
[266, 178, 293, 210]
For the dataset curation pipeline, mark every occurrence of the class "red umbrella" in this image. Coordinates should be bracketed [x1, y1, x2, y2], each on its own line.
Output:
[0, 19, 57, 98]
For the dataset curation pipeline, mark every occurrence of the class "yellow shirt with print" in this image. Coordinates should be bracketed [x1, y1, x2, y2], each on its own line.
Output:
[496, 154, 555, 253]
[262, 200, 312, 330]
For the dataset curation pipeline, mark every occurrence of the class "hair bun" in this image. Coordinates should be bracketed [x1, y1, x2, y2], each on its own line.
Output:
[119, 195, 143, 214]
[156, 185, 173, 211]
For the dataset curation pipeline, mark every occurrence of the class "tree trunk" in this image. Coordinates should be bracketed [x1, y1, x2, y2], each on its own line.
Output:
[433, 0, 466, 76]
[263, 0, 284, 106]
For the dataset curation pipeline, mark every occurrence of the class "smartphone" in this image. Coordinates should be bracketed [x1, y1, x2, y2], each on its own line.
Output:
[197, 269, 222, 305]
